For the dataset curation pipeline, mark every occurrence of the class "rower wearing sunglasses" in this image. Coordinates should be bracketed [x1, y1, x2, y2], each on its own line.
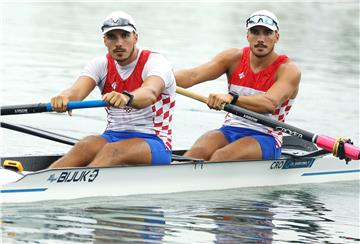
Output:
[175, 10, 301, 161]
[49, 11, 176, 168]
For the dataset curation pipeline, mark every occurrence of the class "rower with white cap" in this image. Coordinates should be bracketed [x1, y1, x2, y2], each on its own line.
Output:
[175, 10, 301, 161]
[50, 11, 176, 168]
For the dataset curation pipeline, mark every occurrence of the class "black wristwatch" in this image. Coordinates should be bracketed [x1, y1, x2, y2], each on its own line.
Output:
[122, 91, 134, 106]
[229, 91, 239, 105]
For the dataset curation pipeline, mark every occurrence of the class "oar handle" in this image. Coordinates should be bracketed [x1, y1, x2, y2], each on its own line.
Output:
[1, 100, 107, 115]
[176, 86, 208, 103]
[176, 86, 360, 160]
[65, 100, 107, 111]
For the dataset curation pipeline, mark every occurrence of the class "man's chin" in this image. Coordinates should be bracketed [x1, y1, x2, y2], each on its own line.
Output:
[112, 54, 127, 62]
[254, 52, 269, 58]
[116, 58, 127, 62]
[252, 47, 272, 58]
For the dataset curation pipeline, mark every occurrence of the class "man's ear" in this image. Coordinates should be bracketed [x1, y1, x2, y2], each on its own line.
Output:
[134, 32, 138, 43]
[275, 31, 280, 43]
[103, 35, 107, 45]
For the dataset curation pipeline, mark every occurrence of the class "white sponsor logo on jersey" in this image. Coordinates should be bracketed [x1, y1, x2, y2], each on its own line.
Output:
[239, 72, 245, 79]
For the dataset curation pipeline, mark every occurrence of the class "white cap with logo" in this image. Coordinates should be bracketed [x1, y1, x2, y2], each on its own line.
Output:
[246, 10, 279, 31]
[101, 11, 137, 35]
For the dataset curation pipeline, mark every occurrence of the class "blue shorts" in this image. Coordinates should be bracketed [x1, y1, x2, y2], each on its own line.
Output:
[101, 130, 171, 165]
[217, 126, 281, 160]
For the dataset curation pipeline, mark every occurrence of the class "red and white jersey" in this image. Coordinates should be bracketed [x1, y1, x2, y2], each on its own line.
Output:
[224, 47, 294, 147]
[80, 49, 176, 150]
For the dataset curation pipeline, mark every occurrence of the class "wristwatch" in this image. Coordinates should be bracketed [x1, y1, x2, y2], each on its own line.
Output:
[122, 91, 134, 106]
[229, 91, 239, 105]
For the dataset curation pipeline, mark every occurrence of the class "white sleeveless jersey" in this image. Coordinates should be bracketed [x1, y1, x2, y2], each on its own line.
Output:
[225, 47, 294, 148]
[80, 50, 176, 149]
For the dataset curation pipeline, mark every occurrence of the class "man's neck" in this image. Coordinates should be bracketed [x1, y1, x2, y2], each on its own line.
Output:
[250, 51, 278, 73]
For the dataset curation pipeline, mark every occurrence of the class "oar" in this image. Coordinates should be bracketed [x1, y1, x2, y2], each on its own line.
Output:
[0, 100, 107, 115]
[176, 86, 360, 160]
[1, 122, 79, 145]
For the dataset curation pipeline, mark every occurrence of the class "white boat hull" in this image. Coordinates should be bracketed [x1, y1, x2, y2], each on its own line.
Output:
[1, 156, 359, 203]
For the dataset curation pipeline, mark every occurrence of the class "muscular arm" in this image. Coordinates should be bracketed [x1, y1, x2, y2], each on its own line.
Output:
[234, 61, 301, 113]
[175, 48, 242, 88]
[129, 75, 165, 108]
[51, 76, 96, 112]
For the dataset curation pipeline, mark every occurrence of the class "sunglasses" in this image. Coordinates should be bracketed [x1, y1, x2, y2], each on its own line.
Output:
[246, 15, 278, 30]
[101, 18, 136, 32]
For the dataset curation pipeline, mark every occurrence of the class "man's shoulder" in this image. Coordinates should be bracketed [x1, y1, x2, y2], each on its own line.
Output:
[147, 51, 171, 66]
[88, 55, 107, 65]
[148, 51, 163, 58]
[276, 58, 301, 84]
[212, 48, 244, 72]
[279, 58, 301, 74]
[148, 51, 167, 60]
[214, 48, 244, 65]
[219, 48, 243, 58]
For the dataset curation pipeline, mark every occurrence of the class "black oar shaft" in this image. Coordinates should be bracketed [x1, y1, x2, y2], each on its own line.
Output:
[0, 122, 78, 145]
[224, 104, 316, 142]
[1, 103, 49, 115]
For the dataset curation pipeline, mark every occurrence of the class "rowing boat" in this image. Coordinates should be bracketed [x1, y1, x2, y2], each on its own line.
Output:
[1, 92, 359, 203]
[1, 136, 359, 203]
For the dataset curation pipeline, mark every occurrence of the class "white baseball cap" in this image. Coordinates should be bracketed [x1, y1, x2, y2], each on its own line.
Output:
[101, 11, 137, 35]
[246, 10, 279, 31]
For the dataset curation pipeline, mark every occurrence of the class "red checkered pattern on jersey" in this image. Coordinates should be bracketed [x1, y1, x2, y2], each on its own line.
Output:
[272, 100, 293, 123]
[152, 94, 175, 150]
[269, 99, 294, 147]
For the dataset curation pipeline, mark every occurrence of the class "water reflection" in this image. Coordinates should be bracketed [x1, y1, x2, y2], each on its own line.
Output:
[88, 206, 166, 242]
[264, 190, 334, 243]
[3, 186, 356, 243]
[2, 205, 166, 243]
[190, 191, 334, 243]
[195, 202, 275, 243]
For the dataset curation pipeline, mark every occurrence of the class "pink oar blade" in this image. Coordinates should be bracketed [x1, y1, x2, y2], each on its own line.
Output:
[316, 135, 360, 160]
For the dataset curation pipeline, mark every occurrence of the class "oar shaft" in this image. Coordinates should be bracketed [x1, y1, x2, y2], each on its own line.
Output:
[176, 86, 360, 160]
[223, 103, 316, 142]
[176, 87, 208, 103]
[1, 100, 107, 115]
[0, 103, 49, 115]
[0, 122, 78, 145]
